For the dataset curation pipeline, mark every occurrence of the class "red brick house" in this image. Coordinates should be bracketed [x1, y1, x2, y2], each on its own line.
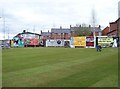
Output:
[41, 26, 73, 40]
[41, 25, 102, 40]
[102, 18, 120, 37]
[50, 26, 72, 39]
[102, 26, 109, 36]
[40, 30, 51, 40]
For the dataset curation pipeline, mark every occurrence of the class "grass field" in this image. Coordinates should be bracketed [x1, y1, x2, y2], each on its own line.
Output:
[2, 47, 118, 87]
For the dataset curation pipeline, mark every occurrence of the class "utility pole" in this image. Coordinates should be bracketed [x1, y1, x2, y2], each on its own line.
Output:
[0, 16, 5, 40]
[2, 9, 5, 40]
[8, 28, 9, 40]
[91, 8, 97, 48]
[26, 29, 28, 47]
[92, 8, 96, 37]
[0, 16, 2, 89]
[3, 17, 5, 40]
[60, 26, 62, 47]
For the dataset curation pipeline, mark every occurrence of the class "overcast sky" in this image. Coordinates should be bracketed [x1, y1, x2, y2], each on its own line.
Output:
[0, 0, 119, 40]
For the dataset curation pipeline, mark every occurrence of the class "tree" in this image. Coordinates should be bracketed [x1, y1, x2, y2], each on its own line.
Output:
[73, 24, 92, 36]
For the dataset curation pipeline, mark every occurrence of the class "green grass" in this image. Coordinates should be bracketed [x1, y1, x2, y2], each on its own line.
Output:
[2, 47, 118, 87]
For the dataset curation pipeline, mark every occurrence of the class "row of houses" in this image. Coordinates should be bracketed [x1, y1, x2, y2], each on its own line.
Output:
[41, 17, 120, 40]
[13, 16, 119, 42]
[7, 25, 101, 47]
[102, 18, 120, 37]
[5, 17, 117, 48]
[41, 25, 102, 40]
[41, 18, 120, 40]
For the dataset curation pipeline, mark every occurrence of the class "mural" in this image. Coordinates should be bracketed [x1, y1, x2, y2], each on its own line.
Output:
[46, 39, 64, 47]
[13, 33, 40, 47]
[24, 38, 39, 46]
[11, 40, 14, 47]
[86, 36, 95, 48]
[74, 37, 86, 48]
[96, 36, 119, 48]
[13, 37, 24, 47]
[70, 37, 74, 48]
[97, 36, 114, 47]
[112, 37, 119, 47]
[64, 41, 70, 47]
[11, 33, 119, 48]
[0, 40, 10, 48]
[46, 39, 70, 47]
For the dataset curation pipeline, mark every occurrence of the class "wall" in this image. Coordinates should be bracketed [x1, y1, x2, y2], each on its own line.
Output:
[102, 27, 109, 36]
[46, 39, 70, 47]
[110, 23, 117, 31]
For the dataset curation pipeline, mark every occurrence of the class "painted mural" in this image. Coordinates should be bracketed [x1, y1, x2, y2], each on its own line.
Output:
[97, 36, 114, 47]
[86, 36, 95, 48]
[74, 37, 86, 47]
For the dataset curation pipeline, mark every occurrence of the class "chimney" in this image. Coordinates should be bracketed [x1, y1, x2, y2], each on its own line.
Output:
[79, 25, 81, 28]
[60, 26, 62, 29]
[98, 25, 101, 28]
[89, 25, 91, 28]
[41, 30, 42, 34]
[23, 30, 26, 33]
[70, 25, 72, 28]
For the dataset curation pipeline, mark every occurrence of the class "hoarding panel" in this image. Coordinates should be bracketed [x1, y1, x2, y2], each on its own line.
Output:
[86, 36, 94, 48]
[11, 40, 14, 47]
[97, 37, 114, 47]
[74, 37, 86, 47]
[24, 38, 39, 46]
[46, 39, 65, 47]
[70, 37, 74, 48]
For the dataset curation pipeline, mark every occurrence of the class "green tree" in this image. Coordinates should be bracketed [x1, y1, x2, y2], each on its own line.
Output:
[73, 24, 92, 36]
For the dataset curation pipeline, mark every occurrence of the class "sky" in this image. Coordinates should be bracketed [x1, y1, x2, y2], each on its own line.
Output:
[0, 0, 119, 40]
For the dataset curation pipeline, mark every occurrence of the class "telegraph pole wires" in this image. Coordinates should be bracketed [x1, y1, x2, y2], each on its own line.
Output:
[3, 17, 5, 40]
[2, 9, 5, 40]
[0, 11, 5, 40]
[7, 28, 9, 40]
